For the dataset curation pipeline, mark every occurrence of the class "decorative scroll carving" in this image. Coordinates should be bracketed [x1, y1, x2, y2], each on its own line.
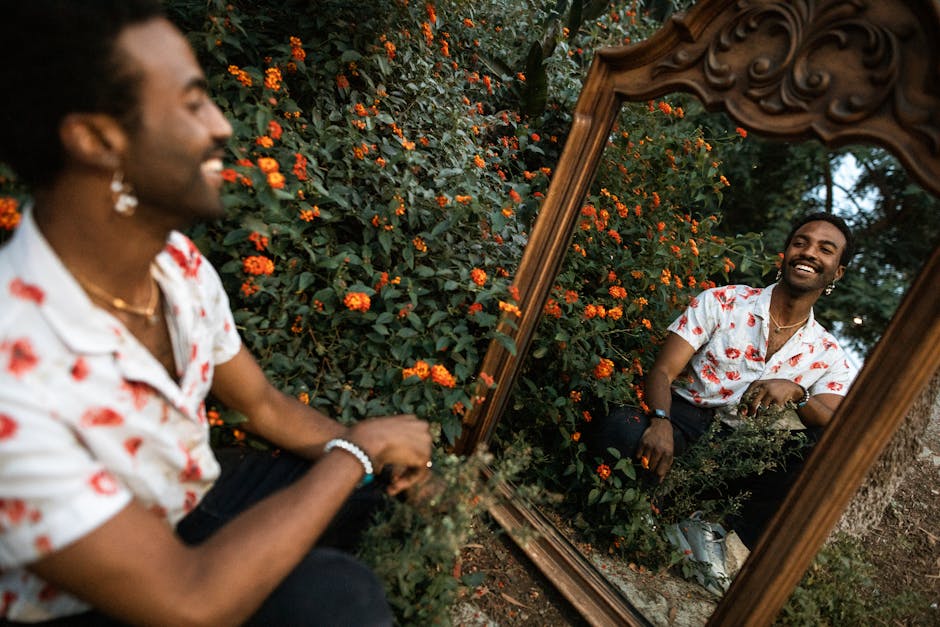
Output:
[652, 0, 938, 153]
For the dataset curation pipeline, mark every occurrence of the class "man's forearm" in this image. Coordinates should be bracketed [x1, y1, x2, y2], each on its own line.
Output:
[644, 367, 675, 416]
[241, 387, 347, 460]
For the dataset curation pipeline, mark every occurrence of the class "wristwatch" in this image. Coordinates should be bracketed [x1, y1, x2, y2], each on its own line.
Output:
[648, 408, 671, 423]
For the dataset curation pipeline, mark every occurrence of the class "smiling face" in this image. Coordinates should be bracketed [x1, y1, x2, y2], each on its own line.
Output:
[116, 18, 232, 223]
[780, 220, 847, 295]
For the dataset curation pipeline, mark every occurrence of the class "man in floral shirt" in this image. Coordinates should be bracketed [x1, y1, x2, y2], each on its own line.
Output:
[0, 2, 432, 624]
[590, 212, 857, 548]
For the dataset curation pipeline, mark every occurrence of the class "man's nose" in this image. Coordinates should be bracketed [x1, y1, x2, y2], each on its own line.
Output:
[208, 101, 233, 142]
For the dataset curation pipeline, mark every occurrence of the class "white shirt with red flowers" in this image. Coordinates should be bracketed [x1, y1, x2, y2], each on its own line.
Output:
[667, 283, 856, 417]
[0, 209, 241, 621]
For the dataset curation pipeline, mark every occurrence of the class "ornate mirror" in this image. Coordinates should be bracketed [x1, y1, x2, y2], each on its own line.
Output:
[453, 0, 940, 623]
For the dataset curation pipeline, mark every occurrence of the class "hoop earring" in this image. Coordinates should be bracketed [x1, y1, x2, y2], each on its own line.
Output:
[775, 268, 782, 282]
[825, 281, 836, 296]
[110, 170, 138, 216]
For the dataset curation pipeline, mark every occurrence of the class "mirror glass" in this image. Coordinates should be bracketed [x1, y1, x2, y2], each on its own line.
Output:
[490, 94, 939, 622]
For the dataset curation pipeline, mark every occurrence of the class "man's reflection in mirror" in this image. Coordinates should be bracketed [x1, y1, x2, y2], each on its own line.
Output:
[587, 212, 857, 590]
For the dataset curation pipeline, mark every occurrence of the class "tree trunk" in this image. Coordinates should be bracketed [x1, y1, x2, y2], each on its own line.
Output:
[832, 368, 940, 536]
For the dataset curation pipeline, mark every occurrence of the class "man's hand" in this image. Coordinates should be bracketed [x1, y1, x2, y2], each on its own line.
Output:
[636, 419, 675, 482]
[347, 415, 433, 495]
[740, 378, 803, 416]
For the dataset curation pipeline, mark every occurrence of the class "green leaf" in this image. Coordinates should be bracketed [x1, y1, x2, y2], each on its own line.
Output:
[495, 332, 517, 356]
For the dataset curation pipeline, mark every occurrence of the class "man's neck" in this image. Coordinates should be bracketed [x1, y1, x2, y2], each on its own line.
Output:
[32, 170, 174, 299]
[770, 281, 820, 323]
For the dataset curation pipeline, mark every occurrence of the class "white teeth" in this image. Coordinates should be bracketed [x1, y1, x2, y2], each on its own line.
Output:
[202, 158, 223, 174]
[794, 264, 816, 273]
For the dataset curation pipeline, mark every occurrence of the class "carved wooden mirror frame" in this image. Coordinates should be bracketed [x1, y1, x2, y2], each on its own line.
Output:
[453, 0, 940, 624]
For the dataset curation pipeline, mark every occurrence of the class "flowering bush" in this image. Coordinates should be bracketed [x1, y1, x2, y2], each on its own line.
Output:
[0, 0, 778, 613]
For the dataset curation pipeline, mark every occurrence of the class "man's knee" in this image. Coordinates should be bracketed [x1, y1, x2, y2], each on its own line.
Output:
[585, 405, 649, 460]
[248, 548, 392, 627]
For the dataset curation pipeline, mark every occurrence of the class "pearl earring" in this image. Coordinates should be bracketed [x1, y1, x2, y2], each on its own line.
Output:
[775, 268, 782, 282]
[825, 281, 836, 296]
[110, 170, 138, 216]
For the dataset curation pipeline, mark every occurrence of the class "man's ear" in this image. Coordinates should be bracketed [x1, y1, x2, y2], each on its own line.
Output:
[59, 113, 129, 171]
[835, 265, 846, 282]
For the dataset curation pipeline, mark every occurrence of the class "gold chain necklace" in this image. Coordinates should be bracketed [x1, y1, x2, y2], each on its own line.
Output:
[74, 272, 160, 325]
[769, 311, 808, 334]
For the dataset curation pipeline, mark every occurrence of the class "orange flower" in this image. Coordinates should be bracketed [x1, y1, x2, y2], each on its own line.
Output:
[467, 302, 483, 316]
[267, 120, 283, 140]
[499, 301, 521, 316]
[597, 464, 611, 480]
[571, 432, 581, 442]
[735, 127, 748, 138]
[267, 172, 286, 189]
[641, 318, 652, 330]
[508, 189, 522, 204]
[607, 306, 623, 320]
[543, 298, 562, 318]
[384, 40, 396, 60]
[412, 237, 427, 252]
[594, 358, 615, 379]
[248, 231, 268, 251]
[343, 292, 371, 312]
[479, 372, 495, 387]
[208, 409, 223, 426]
[297, 391, 310, 405]
[264, 67, 282, 90]
[336, 74, 350, 89]
[257, 157, 279, 173]
[609, 285, 627, 299]
[470, 268, 487, 286]
[473, 155, 486, 169]
[569, 390, 582, 402]
[240, 279, 259, 297]
[293, 153, 308, 180]
[243, 255, 274, 276]
[429, 364, 456, 388]
[582, 410, 593, 422]
[299, 206, 320, 222]
[564, 290, 579, 304]
[402, 360, 431, 381]
[256, 136, 274, 148]
[290, 315, 303, 334]
[0, 197, 21, 230]
[227, 65, 252, 87]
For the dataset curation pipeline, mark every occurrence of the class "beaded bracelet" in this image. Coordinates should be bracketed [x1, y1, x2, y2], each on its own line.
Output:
[796, 385, 811, 408]
[324, 438, 375, 486]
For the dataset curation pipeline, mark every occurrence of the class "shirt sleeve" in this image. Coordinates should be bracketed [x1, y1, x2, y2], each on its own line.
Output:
[667, 288, 718, 352]
[198, 259, 242, 366]
[807, 348, 858, 397]
[0, 398, 132, 568]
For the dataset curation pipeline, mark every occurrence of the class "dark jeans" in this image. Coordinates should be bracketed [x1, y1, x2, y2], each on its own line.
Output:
[6, 448, 393, 627]
[586, 395, 818, 549]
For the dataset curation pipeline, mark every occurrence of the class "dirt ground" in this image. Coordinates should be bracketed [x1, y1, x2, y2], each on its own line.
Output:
[453, 413, 940, 626]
